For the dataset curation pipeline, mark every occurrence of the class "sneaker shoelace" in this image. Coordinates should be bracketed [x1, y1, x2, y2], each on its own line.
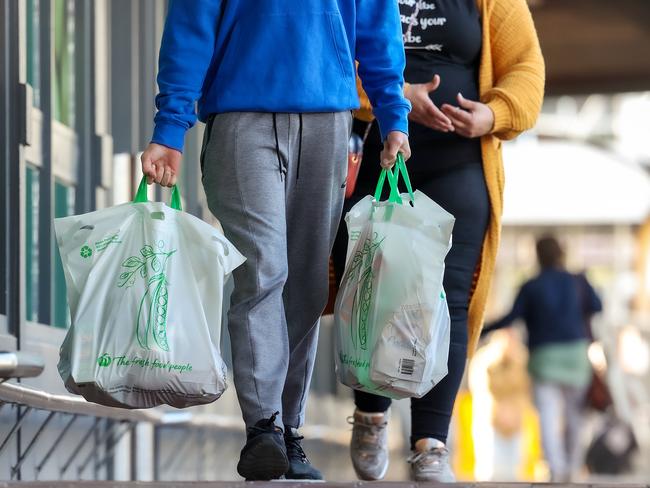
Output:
[347, 416, 387, 452]
[284, 432, 308, 463]
[407, 447, 448, 473]
[249, 411, 282, 436]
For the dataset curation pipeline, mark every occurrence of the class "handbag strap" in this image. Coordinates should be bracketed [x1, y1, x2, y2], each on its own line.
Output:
[362, 121, 373, 145]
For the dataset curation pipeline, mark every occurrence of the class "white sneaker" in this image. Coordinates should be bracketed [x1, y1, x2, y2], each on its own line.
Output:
[348, 409, 390, 480]
[407, 438, 455, 482]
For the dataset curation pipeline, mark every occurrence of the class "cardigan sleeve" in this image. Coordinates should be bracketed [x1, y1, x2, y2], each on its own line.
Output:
[355, 70, 375, 123]
[482, 0, 546, 141]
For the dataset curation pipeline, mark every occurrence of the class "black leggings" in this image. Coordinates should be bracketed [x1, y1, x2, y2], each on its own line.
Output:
[332, 160, 490, 447]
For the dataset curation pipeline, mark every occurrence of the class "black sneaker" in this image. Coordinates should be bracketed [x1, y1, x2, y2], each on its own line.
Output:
[284, 426, 324, 480]
[237, 412, 289, 480]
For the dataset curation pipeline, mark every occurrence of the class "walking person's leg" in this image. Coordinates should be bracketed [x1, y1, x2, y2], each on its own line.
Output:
[279, 112, 351, 479]
[406, 162, 489, 482]
[563, 384, 588, 480]
[202, 112, 292, 480]
[533, 381, 569, 481]
[348, 390, 393, 480]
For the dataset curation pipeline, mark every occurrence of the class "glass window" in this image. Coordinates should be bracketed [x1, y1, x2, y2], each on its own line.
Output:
[52, 181, 75, 328]
[25, 166, 40, 322]
[53, 0, 75, 126]
[26, 0, 41, 107]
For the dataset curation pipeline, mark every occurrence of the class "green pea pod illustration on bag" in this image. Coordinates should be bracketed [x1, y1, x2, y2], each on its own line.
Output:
[117, 241, 176, 351]
[342, 233, 383, 351]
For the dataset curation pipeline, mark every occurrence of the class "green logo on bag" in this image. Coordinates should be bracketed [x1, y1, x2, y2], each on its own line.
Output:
[117, 240, 176, 352]
[80, 245, 93, 259]
[97, 353, 112, 367]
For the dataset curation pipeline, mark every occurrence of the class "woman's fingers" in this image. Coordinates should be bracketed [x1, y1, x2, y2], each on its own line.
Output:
[442, 104, 472, 124]
[442, 105, 473, 132]
[425, 100, 454, 130]
[413, 112, 451, 132]
[457, 92, 479, 111]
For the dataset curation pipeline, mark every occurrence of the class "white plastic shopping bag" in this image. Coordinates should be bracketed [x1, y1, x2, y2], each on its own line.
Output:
[334, 155, 454, 399]
[55, 178, 245, 409]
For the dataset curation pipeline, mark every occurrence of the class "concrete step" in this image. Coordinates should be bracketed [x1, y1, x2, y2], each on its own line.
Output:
[0, 483, 649, 488]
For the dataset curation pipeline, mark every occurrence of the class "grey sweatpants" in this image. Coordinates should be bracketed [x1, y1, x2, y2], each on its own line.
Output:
[201, 112, 352, 428]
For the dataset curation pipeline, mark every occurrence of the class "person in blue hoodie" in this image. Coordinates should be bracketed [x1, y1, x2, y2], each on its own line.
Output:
[140, 0, 411, 481]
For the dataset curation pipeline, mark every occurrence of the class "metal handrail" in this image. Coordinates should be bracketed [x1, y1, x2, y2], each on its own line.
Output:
[0, 352, 45, 379]
[0, 381, 352, 441]
[0, 381, 353, 481]
[0, 382, 163, 423]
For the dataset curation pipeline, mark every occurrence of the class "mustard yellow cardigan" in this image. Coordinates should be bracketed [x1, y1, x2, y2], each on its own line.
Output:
[355, 0, 545, 354]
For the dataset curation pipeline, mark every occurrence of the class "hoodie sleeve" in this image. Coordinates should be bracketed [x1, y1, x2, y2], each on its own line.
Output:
[355, 0, 411, 140]
[151, 0, 223, 153]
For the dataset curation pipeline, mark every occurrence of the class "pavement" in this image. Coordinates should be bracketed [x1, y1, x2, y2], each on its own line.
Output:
[1, 483, 650, 488]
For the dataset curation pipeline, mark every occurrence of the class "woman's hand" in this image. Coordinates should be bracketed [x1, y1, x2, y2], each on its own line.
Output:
[405, 75, 454, 132]
[141, 143, 182, 187]
[441, 93, 495, 138]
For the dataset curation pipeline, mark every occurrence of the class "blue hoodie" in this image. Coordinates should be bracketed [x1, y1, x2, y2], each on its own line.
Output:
[152, 0, 410, 152]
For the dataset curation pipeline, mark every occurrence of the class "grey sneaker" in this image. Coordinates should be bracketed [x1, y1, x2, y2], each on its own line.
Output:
[348, 409, 390, 481]
[407, 438, 455, 482]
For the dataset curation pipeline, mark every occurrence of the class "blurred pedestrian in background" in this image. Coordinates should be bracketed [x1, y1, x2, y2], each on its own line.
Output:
[469, 329, 538, 481]
[483, 236, 603, 482]
[332, 0, 545, 481]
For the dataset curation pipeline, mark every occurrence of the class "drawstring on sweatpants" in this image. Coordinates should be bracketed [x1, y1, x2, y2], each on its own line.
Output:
[296, 113, 303, 181]
[272, 113, 303, 182]
[272, 113, 284, 181]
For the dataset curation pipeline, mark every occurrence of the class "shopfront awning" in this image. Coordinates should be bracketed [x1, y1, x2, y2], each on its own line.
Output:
[502, 139, 650, 225]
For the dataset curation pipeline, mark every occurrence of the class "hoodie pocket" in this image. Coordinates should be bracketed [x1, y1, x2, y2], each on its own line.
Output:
[327, 13, 354, 81]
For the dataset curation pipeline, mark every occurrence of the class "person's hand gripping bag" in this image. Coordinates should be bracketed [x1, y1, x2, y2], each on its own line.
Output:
[55, 178, 245, 409]
[334, 154, 454, 399]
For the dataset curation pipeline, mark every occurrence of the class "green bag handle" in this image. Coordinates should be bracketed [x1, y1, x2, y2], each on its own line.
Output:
[374, 165, 402, 203]
[373, 153, 415, 205]
[395, 153, 416, 204]
[133, 176, 183, 211]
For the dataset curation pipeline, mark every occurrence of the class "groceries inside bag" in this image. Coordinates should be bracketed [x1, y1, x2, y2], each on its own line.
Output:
[55, 178, 245, 409]
[334, 155, 454, 399]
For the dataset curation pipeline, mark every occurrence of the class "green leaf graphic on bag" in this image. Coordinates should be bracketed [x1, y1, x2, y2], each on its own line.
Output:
[117, 240, 176, 351]
[342, 232, 384, 351]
